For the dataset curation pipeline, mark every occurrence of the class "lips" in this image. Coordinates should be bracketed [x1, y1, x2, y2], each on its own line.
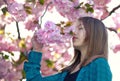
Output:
[72, 36, 77, 41]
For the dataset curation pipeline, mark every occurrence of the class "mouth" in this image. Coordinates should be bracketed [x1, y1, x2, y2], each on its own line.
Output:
[72, 36, 78, 41]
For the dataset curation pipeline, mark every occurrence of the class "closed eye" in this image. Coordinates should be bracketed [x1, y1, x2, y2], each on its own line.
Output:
[78, 27, 83, 30]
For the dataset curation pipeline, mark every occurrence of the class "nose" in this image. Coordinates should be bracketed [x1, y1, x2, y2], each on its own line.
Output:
[74, 29, 78, 35]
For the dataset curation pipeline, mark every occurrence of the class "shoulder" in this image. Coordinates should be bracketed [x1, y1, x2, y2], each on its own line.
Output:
[84, 58, 112, 80]
[92, 57, 108, 64]
[77, 58, 112, 81]
[86, 57, 112, 75]
[87, 57, 109, 68]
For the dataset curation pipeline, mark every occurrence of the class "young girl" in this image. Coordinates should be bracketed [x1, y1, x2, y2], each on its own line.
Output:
[24, 17, 112, 81]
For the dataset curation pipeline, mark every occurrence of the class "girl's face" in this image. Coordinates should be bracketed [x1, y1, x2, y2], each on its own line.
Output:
[72, 20, 86, 47]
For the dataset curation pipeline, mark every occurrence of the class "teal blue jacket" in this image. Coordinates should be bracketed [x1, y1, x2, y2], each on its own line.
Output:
[24, 51, 112, 81]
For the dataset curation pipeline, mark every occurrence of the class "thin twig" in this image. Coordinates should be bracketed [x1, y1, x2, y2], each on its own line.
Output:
[106, 27, 117, 33]
[102, 4, 120, 33]
[39, 2, 52, 28]
[16, 21, 21, 40]
[102, 4, 120, 20]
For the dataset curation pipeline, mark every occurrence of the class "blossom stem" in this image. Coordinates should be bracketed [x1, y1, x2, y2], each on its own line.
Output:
[39, 1, 52, 28]
[16, 21, 21, 40]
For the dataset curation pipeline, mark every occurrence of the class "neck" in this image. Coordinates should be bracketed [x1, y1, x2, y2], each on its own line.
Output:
[77, 45, 88, 63]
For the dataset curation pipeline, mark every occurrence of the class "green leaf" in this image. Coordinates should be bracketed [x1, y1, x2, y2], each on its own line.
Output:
[0, 29, 5, 34]
[69, 30, 74, 35]
[86, 7, 94, 13]
[64, 21, 72, 27]
[0, 52, 4, 56]
[85, 3, 91, 8]
[60, 27, 65, 35]
[84, 3, 94, 13]
[1, 7, 8, 15]
[22, 70, 26, 79]
[45, 59, 54, 68]
[12, 52, 27, 66]
[79, 2, 84, 6]
[26, 0, 35, 3]
[56, 24, 61, 27]
[60, 21, 65, 24]
[39, 0, 44, 5]
[4, 55, 9, 59]
[24, 6, 32, 14]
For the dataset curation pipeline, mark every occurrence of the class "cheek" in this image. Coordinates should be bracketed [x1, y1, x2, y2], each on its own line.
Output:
[73, 30, 86, 46]
[73, 38, 84, 47]
[78, 32, 86, 43]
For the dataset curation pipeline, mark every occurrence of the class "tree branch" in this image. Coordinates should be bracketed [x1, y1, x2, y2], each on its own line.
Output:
[106, 27, 117, 33]
[102, 4, 120, 33]
[109, 4, 120, 15]
[39, 2, 52, 28]
[16, 21, 21, 40]
[102, 4, 120, 20]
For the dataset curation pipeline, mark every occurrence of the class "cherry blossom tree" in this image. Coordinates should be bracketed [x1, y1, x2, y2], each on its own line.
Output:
[0, 0, 120, 80]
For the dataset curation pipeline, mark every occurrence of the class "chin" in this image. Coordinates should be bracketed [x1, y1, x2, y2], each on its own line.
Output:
[73, 45, 80, 50]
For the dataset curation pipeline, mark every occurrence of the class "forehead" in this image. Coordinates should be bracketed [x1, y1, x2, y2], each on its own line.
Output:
[73, 20, 84, 27]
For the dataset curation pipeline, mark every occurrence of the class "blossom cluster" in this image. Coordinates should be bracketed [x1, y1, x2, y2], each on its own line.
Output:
[0, 57, 22, 81]
[0, 35, 32, 52]
[0, 35, 19, 52]
[35, 21, 74, 44]
[53, 0, 92, 21]
[34, 21, 74, 76]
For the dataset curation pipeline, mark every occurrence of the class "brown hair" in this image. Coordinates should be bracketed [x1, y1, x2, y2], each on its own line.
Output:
[62, 17, 108, 73]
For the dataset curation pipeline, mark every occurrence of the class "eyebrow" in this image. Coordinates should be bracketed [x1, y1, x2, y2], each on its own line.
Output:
[77, 24, 84, 28]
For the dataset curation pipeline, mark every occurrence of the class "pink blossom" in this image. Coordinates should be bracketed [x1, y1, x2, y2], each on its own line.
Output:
[0, 36, 19, 51]
[24, 15, 39, 31]
[0, 13, 14, 25]
[7, 2, 27, 21]
[41, 60, 57, 76]
[93, 0, 111, 7]
[35, 21, 74, 45]
[53, 0, 91, 21]
[0, 57, 22, 80]
[24, 0, 53, 18]
[44, 21, 57, 30]
[6, 0, 15, 4]
[5, 71, 22, 81]
[0, 35, 3, 40]
[53, 0, 76, 20]
[101, 8, 109, 20]
[0, 0, 6, 7]
[34, 21, 73, 76]
[35, 21, 65, 44]
[63, 52, 72, 61]
[42, 46, 53, 59]
[112, 13, 120, 30]
[0, 58, 12, 79]
[113, 44, 120, 53]
[24, 2, 43, 18]
[40, 41, 72, 76]
[0, 42, 19, 52]
[93, 7, 109, 20]
[53, 44, 67, 54]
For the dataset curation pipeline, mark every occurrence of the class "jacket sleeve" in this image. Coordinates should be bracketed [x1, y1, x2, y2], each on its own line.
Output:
[82, 58, 112, 81]
[23, 51, 66, 81]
